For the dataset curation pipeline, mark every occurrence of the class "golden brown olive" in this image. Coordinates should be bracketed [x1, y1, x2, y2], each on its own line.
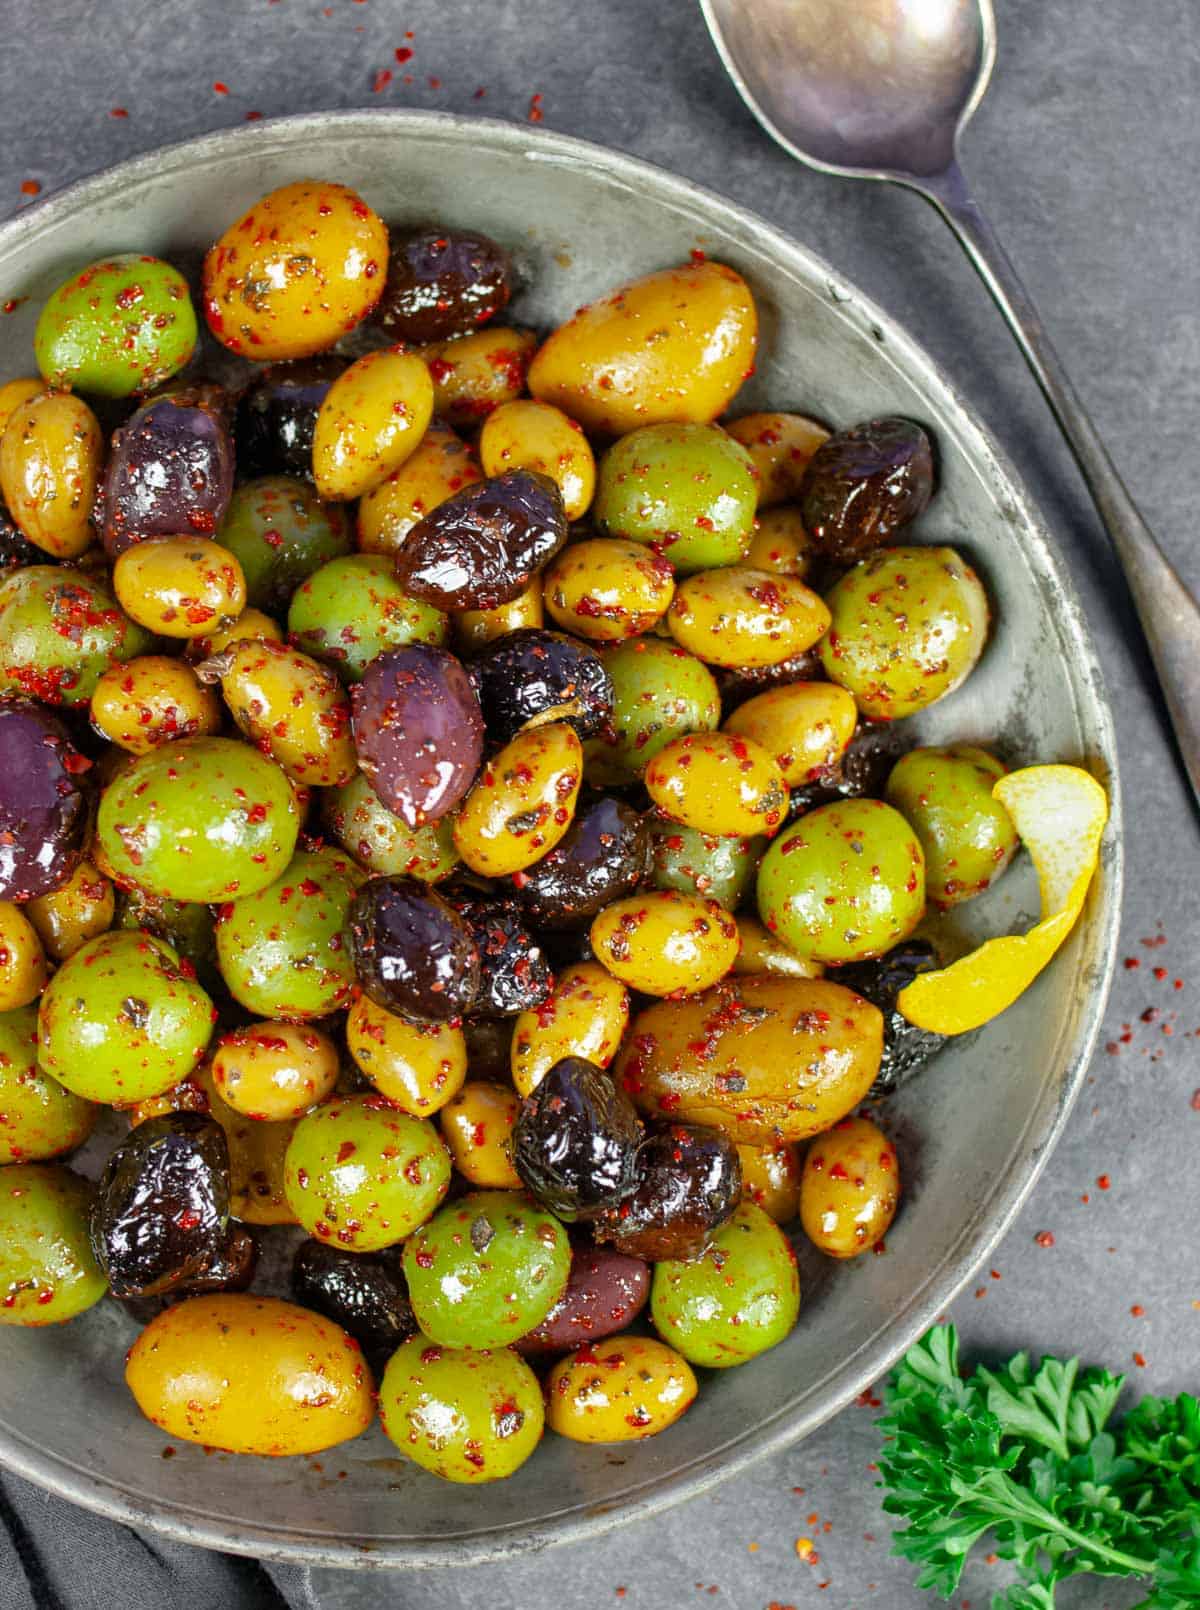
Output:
[439, 1080, 522, 1188]
[0, 904, 48, 1011]
[591, 890, 739, 997]
[202, 181, 388, 361]
[185, 606, 284, 661]
[544, 538, 675, 642]
[511, 961, 630, 1098]
[644, 731, 787, 838]
[745, 506, 814, 577]
[545, 1335, 697, 1443]
[91, 655, 223, 754]
[0, 378, 45, 440]
[0, 390, 102, 558]
[731, 916, 824, 980]
[113, 537, 247, 639]
[452, 578, 545, 655]
[722, 682, 857, 787]
[724, 413, 829, 507]
[738, 1141, 801, 1224]
[212, 1020, 340, 1121]
[453, 722, 582, 877]
[312, 349, 434, 501]
[345, 994, 467, 1116]
[209, 638, 355, 788]
[357, 420, 483, 557]
[126, 1294, 375, 1454]
[615, 974, 883, 1145]
[417, 327, 538, 428]
[668, 567, 830, 668]
[479, 399, 596, 521]
[799, 1114, 898, 1258]
[24, 859, 115, 963]
[528, 262, 757, 436]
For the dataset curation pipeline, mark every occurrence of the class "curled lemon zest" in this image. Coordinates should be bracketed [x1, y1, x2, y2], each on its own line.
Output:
[896, 764, 1109, 1035]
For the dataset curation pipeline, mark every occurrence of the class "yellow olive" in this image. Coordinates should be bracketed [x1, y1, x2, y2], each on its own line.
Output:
[453, 578, 545, 656]
[731, 916, 824, 980]
[0, 377, 45, 440]
[544, 538, 675, 642]
[210, 638, 355, 787]
[185, 606, 284, 661]
[357, 420, 482, 557]
[212, 1020, 340, 1121]
[90, 655, 223, 754]
[644, 731, 787, 838]
[417, 327, 538, 429]
[453, 722, 582, 877]
[545, 1335, 697, 1443]
[724, 412, 829, 507]
[25, 860, 115, 963]
[312, 349, 434, 502]
[126, 1294, 375, 1455]
[511, 961, 630, 1097]
[528, 261, 757, 436]
[668, 567, 830, 668]
[113, 537, 246, 639]
[202, 181, 388, 361]
[738, 1141, 801, 1224]
[0, 904, 48, 1011]
[345, 994, 467, 1116]
[722, 682, 857, 787]
[745, 506, 814, 577]
[591, 890, 739, 996]
[479, 399, 596, 520]
[439, 1080, 522, 1188]
[0, 390, 102, 558]
[799, 1115, 899, 1258]
[616, 974, 883, 1146]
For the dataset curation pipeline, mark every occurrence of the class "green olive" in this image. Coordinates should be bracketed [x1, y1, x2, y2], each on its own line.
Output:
[287, 554, 448, 682]
[884, 745, 1019, 908]
[216, 476, 352, 613]
[34, 254, 197, 398]
[0, 1163, 107, 1325]
[583, 636, 720, 786]
[321, 772, 460, 882]
[0, 565, 152, 706]
[649, 824, 764, 909]
[0, 1005, 96, 1164]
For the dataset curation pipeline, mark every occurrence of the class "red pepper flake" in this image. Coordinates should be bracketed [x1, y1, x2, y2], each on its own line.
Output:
[373, 68, 393, 93]
[395, 46, 413, 62]
[1174, 977, 1184, 989]
[1133, 1351, 1147, 1368]
[473, 86, 486, 99]
[528, 92, 544, 122]
[212, 81, 230, 95]
[1131, 1303, 1145, 1316]
[19, 180, 40, 197]
[1123, 956, 1141, 970]
[110, 107, 129, 118]
[1153, 965, 1169, 980]
[427, 76, 441, 89]
[1034, 1230, 1055, 1248]
[1096, 1173, 1111, 1190]
[1191, 1089, 1200, 1111]
[245, 111, 263, 121]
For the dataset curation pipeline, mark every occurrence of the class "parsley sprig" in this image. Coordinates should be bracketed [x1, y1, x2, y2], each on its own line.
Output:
[876, 1325, 1200, 1607]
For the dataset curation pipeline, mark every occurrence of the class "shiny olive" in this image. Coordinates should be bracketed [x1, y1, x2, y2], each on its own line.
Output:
[738, 1141, 800, 1224]
[516, 1243, 650, 1356]
[714, 645, 824, 714]
[113, 536, 245, 640]
[115, 887, 220, 995]
[0, 1163, 107, 1326]
[583, 636, 720, 786]
[90, 656, 222, 754]
[439, 1080, 522, 1189]
[35, 254, 198, 398]
[723, 682, 857, 788]
[453, 578, 545, 656]
[291, 1238, 416, 1361]
[99, 388, 235, 557]
[206, 638, 355, 788]
[453, 722, 582, 878]
[645, 731, 787, 838]
[88, 1113, 230, 1298]
[837, 940, 946, 1097]
[345, 993, 467, 1115]
[756, 798, 925, 964]
[446, 895, 552, 1018]
[0, 564, 151, 706]
[0, 700, 93, 901]
[785, 722, 901, 819]
[591, 890, 739, 996]
[358, 419, 483, 558]
[731, 915, 824, 980]
[0, 500, 44, 571]
[235, 357, 344, 480]
[799, 417, 934, 561]
[375, 226, 512, 343]
[0, 379, 45, 442]
[394, 469, 568, 613]
[480, 399, 595, 521]
[312, 349, 434, 502]
[819, 545, 989, 720]
[800, 1115, 899, 1258]
[468, 628, 613, 744]
[211, 1021, 340, 1121]
[594, 1122, 741, 1261]
[0, 905, 47, 1011]
[884, 745, 1018, 908]
[506, 796, 648, 931]
[418, 327, 538, 428]
[0, 1004, 96, 1165]
[322, 772, 460, 884]
[185, 606, 284, 662]
[352, 645, 484, 829]
[511, 961, 630, 1098]
[348, 875, 480, 1025]
[217, 474, 351, 612]
[545, 1335, 697, 1443]
[287, 554, 448, 683]
[544, 538, 675, 641]
[745, 506, 815, 577]
[724, 412, 830, 508]
[512, 1056, 643, 1221]
[649, 824, 762, 909]
[0, 391, 103, 559]
[668, 566, 831, 668]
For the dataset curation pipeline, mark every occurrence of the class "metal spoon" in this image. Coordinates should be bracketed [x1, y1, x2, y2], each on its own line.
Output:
[700, 0, 1200, 803]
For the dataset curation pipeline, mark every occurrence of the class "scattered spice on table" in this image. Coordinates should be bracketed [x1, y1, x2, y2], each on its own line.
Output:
[529, 92, 544, 121]
[19, 180, 40, 196]
[1034, 1229, 1055, 1247]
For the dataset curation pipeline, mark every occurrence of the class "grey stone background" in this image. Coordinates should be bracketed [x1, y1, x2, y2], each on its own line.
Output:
[0, 1, 1197, 1607]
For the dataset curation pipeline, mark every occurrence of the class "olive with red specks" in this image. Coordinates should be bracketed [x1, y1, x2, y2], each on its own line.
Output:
[515, 1242, 650, 1355]
[883, 745, 1018, 909]
[345, 993, 467, 1115]
[645, 731, 787, 839]
[439, 1080, 522, 1189]
[374, 226, 513, 344]
[799, 1114, 899, 1258]
[649, 823, 763, 910]
[35, 254, 198, 399]
[321, 772, 460, 884]
[99, 388, 235, 558]
[445, 894, 552, 1019]
[468, 628, 613, 744]
[217, 475, 351, 613]
[0, 1163, 107, 1326]
[113, 537, 246, 640]
[287, 554, 448, 684]
[211, 1020, 340, 1122]
[510, 961, 629, 1098]
[0, 391, 103, 559]
[358, 420, 483, 558]
[0, 565, 152, 707]
[668, 566, 831, 669]
[582, 635, 720, 787]
[590, 889, 739, 997]
[452, 722, 582, 878]
[0, 1004, 96, 1165]
[235, 357, 345, 481]
[512, 1056, 643, 1222]
[417, 327, 538, 429]
[348, 875, 480, 1026]
[594, 1121, 741, 1262]
[799, 417, 934, 562]
[291, 1238, 416, 1361]
[506, 796, 648, 931]
[204, 637, 356, 788]
[543, 538, 675, 641]
[0, 700, 94, 901]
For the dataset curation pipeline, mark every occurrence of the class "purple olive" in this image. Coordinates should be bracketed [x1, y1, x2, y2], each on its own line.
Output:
[352, 645, 483, 828]
[799, 417, 934, 562]
[374, 227, 512, 344]
[235, 357, 344, 480]
[393, 470, 568, 612]
[516, 1242, 649, 1355]
[349, 875, 481, 1024]
[593, 1122, 742, 1262]
[99, 386, 235, 557]
[0, 699, 93, 901]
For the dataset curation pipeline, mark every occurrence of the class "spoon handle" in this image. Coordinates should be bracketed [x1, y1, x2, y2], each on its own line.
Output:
[922, 160, 1200, 803]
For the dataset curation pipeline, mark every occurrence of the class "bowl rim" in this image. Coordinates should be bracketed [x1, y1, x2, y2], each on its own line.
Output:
[0, 105, 1123, 1568]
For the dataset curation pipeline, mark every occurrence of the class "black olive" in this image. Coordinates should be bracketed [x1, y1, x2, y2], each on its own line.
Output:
[374, 227, 512, 344]
[0, 699, 93, 902]
[291, 1239, 416, 1361]
[89, 1113, 231, 1298]
[235, 357, 344, 480]
[787, 724, 902, 819]
[837, 940, 946, 1096]
[177, 1223, 258, 1294]
[393, 470, 568, 612]
[512, 1056, 643, 1222]
[468, 629, 613, 743]
[715, 646, 825, 714]
[445, 893, 552, 1018]
[506, 796, 649, 930]
[593, 1122, 742, 1262]
[98, 386, 234, 557]
[461, 1017, 515, 1080]
[0, 499, 44, 570]
[799, 417, 934, 562]
[349, 875, 480, 1024]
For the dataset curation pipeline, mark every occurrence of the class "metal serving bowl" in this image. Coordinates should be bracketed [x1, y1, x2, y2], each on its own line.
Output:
[0, 110, 1120, 1567]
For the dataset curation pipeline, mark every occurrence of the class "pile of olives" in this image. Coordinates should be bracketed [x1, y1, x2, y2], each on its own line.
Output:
[0, 179, 1020, 1484]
